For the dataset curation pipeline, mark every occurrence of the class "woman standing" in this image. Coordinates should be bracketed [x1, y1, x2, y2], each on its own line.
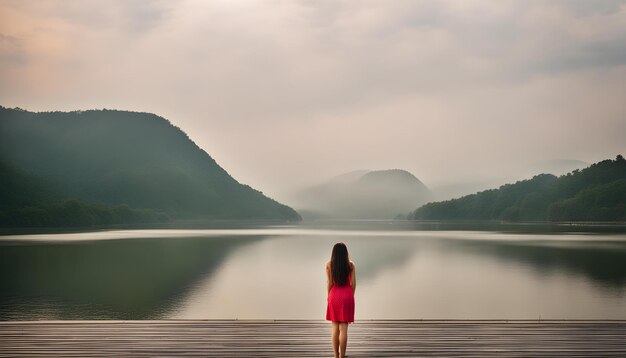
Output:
[326, 242, 356, 358]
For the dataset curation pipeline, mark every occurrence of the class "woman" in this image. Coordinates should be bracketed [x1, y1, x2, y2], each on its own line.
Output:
[326, 242, 356, 358]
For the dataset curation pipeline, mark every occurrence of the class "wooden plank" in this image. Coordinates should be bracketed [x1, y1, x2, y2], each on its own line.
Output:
[0, 320, 625, 357]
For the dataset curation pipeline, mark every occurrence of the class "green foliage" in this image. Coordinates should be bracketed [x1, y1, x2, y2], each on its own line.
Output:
[0, 106, 301, 227]
[548, 179, 626, 221]
[0, 161, 59, 209]
[0, 199, 170, 228]
[412, 156, 626, 222]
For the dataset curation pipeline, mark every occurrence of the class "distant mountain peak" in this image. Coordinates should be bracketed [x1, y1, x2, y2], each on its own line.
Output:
[358, 169, 428, 186]
[328, 169, 370, 184]
[292, 168, 432, 220]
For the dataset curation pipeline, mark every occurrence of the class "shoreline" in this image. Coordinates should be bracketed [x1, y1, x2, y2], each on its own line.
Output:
[2, 219, 626, 236]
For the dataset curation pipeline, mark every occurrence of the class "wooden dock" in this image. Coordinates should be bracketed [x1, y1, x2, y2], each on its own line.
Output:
[1, 320, 625, 357]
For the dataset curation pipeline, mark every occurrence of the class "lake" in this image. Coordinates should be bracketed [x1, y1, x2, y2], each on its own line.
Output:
[1, 221, 625, 320]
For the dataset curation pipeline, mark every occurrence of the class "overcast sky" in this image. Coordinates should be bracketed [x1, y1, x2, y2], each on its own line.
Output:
[1, 0, 625, 200]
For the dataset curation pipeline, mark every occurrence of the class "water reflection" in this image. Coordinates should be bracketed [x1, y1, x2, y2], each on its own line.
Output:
[0, 235, 261, 320]
[1, 227, 625, 320]
[436, 235, 626, 288]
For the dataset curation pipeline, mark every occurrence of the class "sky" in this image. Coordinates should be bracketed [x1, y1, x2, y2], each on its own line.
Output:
[1, 0, 625, 201]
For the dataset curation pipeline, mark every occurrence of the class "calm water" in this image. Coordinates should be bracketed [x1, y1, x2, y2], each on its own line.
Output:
[1, 222, 625, 320]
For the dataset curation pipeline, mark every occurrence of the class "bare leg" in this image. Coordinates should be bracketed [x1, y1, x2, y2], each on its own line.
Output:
[339, 322, 348, 358]
[331, 322, 339, 358]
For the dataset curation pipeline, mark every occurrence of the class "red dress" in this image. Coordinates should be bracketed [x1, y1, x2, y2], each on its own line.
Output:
[326, 272, 355, 323]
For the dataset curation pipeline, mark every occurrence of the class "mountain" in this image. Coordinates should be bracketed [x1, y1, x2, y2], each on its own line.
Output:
[292, 169, 433, 219]
[410, 156, 626, 222]
[0, 106, 300, 227]
[430, 159, 589, 202]
[327, 170, 371, 184]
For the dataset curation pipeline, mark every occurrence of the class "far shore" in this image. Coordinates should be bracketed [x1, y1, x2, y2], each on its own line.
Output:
[1, 219, 625, 237]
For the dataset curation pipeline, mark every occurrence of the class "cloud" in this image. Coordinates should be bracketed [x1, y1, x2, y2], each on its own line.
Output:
[0, 0, 625, 197]
[533, 35, 626, 74]
[1, 0, 173, 33]
[554, 0, 626, 16]
[0, 33, 25, 65]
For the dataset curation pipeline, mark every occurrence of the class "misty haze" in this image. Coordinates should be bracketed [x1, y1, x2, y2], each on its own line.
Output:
[1, 1, 625, 356]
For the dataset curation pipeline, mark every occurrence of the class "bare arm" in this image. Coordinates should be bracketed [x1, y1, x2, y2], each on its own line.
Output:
[326, 261, 332, 294]
[350, 261, 357, 294]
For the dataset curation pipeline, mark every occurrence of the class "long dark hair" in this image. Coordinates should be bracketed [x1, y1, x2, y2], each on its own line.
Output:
[331, 242, 351, 286]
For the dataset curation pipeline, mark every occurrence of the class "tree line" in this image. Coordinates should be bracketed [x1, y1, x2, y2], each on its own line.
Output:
[410, 155, 626, 222]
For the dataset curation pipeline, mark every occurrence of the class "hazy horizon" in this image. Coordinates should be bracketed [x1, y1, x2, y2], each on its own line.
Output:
[1, 0, 625, 202]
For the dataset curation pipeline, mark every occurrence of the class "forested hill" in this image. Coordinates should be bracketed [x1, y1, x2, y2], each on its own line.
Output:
[0, 106, 301, 227]
[410, 156, 626, 222]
